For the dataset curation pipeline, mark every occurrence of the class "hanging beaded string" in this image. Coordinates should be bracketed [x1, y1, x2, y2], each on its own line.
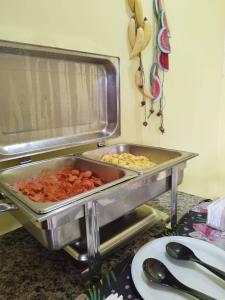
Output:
[147, 9, 159, 120]
[147, 100, 154, 119]
[155, 1, 162, 132]
[157, 72, 164, 118]
[154, 0, 166, 134]
[156, 1, 165, 134]
[139, 53, 148, 126]
[143, 94, 148, 126]
[139, 53, 145, 100]
[158, 71, 165, 133]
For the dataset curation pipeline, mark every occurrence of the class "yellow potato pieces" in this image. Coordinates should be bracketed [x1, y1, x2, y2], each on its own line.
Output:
[101, 152, 156, 169]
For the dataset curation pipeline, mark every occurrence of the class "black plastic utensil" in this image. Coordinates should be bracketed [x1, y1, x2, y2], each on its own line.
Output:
[166, 242, 225, 281]
[143, 258, 216, 300]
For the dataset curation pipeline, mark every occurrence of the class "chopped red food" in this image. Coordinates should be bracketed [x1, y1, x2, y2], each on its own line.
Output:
[13, 168, 104, 203]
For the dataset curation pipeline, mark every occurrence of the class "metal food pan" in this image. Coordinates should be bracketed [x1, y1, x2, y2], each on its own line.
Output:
[82, 143, 196, 174]
[0, 156, 137, 214]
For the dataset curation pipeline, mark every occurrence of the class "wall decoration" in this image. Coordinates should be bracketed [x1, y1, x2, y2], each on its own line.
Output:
[150, 0, 171, 134]
[127, 0, 171, 133]
[128, 0, 153, 127]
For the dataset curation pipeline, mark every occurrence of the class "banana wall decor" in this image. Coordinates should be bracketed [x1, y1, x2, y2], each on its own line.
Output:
[128, 0, 171, 133]
[128, 0, 153, 128]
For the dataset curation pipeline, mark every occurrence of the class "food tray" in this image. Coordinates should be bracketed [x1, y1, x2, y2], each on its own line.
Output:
[0, 156, 137, 214]
[82, 143, 196, 174]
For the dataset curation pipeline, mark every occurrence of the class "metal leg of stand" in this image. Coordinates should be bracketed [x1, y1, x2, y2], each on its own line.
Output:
[85, 200, 101, 279]
[171, 167, 178, 229]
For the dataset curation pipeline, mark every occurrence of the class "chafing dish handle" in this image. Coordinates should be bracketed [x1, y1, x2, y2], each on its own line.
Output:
[0, 202, 18, 212]
[0, 193, 18, 212]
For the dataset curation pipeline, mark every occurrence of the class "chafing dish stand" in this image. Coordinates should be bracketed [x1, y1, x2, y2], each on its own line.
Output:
[0, 40, 197, 279]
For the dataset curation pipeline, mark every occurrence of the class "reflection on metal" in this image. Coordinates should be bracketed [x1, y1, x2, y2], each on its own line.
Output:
[171, 166, 178, 228]
[64, 205, 169, 262]
[0, 192, 18, 212]
[85, 200, 101, 276]
[0, 202, 17, 212]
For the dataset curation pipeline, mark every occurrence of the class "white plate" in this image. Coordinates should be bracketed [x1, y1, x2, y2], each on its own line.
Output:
[131, 236, 225, 300]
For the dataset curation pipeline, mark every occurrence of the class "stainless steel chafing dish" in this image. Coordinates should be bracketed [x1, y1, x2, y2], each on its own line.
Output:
[0, 40, 197, 275]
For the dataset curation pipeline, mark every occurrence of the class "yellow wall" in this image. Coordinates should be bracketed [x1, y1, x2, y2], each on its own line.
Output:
[0, 0, 225, 233]
[157, 0, 225, 198]
[218, 44, 225, 196]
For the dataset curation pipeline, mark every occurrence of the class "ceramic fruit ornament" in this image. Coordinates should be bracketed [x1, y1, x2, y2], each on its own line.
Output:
[135, 67, 154, 100]
[142, 17, 152, 50]
[158, 26, 171, 54]
[128, 0, 135, 12]
[158, 51, 169, 71]
[150, 63, 162, 103]
[128, 16, 136, 49]
[129, 27, 144, 58]
[135, 0, 144, 27]
[160, 10, 170, 37]
[152, 76, 162, 103]
[129, 1, 152, 58]
[153, 0, 163, 18]
[149, 63, 157, 86]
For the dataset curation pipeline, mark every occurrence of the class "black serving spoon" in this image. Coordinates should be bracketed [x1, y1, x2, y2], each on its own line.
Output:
[143, 258, 216, 300]
[166, 242, 225, 281]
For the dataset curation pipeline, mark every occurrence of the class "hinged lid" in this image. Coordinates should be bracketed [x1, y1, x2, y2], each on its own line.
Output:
[0, 40, 120, 162]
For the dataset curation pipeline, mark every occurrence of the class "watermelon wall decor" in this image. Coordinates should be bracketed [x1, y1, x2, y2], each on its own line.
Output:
[158, 51, 169, 72]
[158, 26, 171, 54]
[149, 0, 171, 133]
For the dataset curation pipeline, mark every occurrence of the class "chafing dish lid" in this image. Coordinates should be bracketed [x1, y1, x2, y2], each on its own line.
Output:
[0, 40, 120, 162]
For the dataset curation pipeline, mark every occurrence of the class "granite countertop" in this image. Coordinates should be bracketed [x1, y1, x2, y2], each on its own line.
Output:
[0, 192, 203, 300]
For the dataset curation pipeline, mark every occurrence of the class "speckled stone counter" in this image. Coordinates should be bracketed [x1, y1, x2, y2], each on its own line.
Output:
[0, 192, 203, 300]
